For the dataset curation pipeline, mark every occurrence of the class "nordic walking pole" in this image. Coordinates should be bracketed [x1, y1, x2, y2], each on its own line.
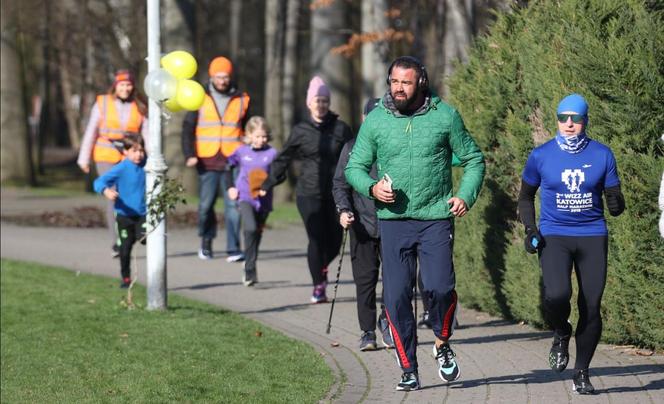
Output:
[326, 226, 349, 334]
[413, 263, 418, 346]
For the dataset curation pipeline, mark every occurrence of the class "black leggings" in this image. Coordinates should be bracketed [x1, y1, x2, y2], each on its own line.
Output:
[296, 196, 342, 285]
[116, 214, 146, 279]
[539, 235, 608, 370]
[349, 224, 381, 332]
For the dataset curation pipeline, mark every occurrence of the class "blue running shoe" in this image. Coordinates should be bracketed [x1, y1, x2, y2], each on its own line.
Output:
[434, 343, 460, 382]
[378, 311, 395, 349]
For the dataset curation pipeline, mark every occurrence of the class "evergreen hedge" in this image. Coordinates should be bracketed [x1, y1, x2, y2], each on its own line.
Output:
[447, 0, 664, 349]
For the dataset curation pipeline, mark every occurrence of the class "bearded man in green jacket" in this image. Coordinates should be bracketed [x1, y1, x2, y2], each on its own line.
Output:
[345, 56, 485, 391]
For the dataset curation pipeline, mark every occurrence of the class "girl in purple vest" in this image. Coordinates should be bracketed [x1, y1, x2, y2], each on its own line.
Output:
[226, 116, 278, 286]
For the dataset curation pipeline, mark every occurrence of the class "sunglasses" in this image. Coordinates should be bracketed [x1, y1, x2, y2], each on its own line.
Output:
[557, 113, 585, 124]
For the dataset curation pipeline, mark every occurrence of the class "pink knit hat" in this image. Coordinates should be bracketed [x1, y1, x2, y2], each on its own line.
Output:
[306, 76, 331, 105]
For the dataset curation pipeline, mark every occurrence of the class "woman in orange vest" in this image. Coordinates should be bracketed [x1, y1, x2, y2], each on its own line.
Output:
[78, 69, 148, 257]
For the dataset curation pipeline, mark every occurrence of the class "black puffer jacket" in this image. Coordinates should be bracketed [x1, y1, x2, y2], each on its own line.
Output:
[332, 138, 379, 238]
[262, 113, 353, 198]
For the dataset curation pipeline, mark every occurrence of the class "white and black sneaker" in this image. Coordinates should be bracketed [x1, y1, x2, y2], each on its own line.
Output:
[242, 270, 257, 287]
[111, 244, 120, 258]
[434, 343, 460, 382]
[226, 253, 245, 263]
[395, 371, 420, 391]
[198, 238, 213, 260]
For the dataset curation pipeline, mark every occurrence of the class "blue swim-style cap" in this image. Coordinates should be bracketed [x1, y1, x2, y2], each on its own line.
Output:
[557, 93, 588, 115]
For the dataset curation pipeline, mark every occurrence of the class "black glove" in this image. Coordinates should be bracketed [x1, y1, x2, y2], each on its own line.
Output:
[524, 226, 543, 254]
[605, 185, 625, 217]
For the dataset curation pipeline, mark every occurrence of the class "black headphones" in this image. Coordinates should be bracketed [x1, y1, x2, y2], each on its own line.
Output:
[386, 56, 429, 91]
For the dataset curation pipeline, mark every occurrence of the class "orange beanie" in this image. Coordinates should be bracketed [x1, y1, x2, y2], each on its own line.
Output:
[208, 56, 233, 77]
[113, 69, 135, 86]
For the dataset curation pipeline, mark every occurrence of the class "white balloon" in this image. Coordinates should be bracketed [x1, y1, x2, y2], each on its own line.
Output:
[143, 69, 177, 101]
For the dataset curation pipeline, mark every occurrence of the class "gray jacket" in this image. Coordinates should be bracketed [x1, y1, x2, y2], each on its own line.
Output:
[332, 138, 379, 238]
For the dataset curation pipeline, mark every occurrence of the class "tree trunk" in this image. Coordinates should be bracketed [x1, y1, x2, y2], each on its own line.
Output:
[229, 0, 242, 60]
[361, 0, 389, 106]
[1, 0, 34, 183]
[442, 0, 473, 96]
[264, 0, 293, 203]
[58, 48, 81, 149]
[281, 0, 299, 141]
[264, 0, 283, 138]
[311, 0, 354, 127]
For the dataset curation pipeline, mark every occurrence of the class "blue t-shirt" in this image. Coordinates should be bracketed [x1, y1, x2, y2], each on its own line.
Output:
[93, 159, 146, 217]
[522, 139, 620, 236]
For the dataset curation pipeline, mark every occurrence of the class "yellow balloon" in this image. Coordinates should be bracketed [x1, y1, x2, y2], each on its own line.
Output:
[163, 97, 183, 112]
[161, 50, 198, 80]
[176, 80, 205, 111]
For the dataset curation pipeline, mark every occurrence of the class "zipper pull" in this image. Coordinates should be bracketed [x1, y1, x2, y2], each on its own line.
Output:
[405, 119, 413, 134]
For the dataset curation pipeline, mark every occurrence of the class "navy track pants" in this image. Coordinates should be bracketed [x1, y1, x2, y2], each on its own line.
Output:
[380, 219, 457, 373]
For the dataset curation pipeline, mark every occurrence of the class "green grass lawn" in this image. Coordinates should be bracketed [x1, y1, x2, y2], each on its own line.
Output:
[0, 259, 332, 403]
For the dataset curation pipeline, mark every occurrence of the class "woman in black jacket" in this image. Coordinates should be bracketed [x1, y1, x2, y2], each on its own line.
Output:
[261, 76, 353, 303]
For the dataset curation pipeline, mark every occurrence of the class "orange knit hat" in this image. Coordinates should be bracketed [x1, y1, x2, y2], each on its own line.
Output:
[208, 56, 233, 77]
[113, 69, 135, 86]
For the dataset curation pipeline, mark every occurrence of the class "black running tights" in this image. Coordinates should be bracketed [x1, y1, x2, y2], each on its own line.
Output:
[539, 235, 608, 370]
[296, 196, 343, 286]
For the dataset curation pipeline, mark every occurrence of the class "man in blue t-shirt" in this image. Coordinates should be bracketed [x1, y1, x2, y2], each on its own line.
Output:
[518, 93, 625, 395]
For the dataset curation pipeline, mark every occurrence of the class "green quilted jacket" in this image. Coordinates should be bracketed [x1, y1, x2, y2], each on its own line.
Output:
[345, 94, 485, 220]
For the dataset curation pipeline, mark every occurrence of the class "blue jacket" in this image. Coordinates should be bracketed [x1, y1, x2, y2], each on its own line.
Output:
[94, 159, 146, 217]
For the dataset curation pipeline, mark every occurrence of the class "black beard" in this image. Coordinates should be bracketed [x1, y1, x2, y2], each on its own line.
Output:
[393, 91, 417, 111]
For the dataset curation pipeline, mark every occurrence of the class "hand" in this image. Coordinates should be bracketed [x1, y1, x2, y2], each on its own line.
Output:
[228, 187, 239, 200]
[339, 211, 355, 229]
[103, 188, 119, 201]
[258, 189, 267, 197]
[185, 157, 198, 167]
[524, 227, 544, 254]
[79, 164, 90, 174]
[447, 197, 468, 217]
[372, 179, 395, 203]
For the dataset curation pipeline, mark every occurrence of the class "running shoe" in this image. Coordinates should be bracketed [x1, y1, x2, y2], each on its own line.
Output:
[111, 244, 120, 258]
[395, 371, 420, 391]
[226, 253, 245, 263]
[378, 313, 395, 349]
[120, 277, 131, 289]
[242, 270, 257, 287]
[549, 333, 571, 372]
[198, 238, 213, 260]
[417, 310, 433, 329]
[572, 369, 595, 395]
[359, 331, 377, 351]
[433, 343, 460, 382]
[310, 283, 327, 304]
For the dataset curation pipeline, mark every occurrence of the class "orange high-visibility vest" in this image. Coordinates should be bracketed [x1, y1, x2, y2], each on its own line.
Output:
[195, 92, 250, 158]
[93, 95, 144, 163]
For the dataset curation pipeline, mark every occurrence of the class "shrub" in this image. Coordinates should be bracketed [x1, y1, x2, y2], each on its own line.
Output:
[448, 0, 664, 349]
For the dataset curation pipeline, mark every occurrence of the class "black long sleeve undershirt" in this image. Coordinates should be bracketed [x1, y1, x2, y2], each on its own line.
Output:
[518, 179, 538, 232]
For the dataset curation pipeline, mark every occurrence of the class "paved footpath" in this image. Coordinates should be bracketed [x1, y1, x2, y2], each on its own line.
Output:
[1, 188, 663, 403]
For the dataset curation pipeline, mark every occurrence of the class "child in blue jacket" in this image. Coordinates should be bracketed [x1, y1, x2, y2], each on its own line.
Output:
[94, 134, 146, 288]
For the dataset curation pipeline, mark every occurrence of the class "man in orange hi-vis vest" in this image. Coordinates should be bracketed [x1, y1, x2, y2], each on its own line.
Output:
[78, 69, 148, 257]
[182, 56, 250, 261]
